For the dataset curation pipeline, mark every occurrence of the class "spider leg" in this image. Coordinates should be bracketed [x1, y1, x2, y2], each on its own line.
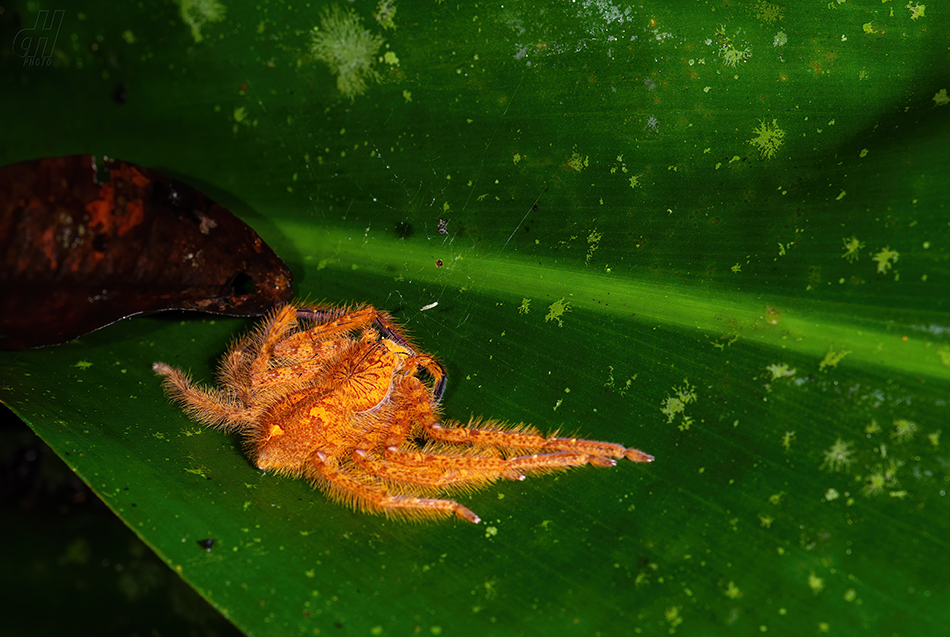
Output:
[367, 378, 602, 485]
[353, 446, 525, 487]
[396, 376, 653, 464]
[297, 305, 420, 353]
[217, 304, 300, 403]
[286, 306, 397, 349]
[401, 354, 447, 405]
[378, 446, 598, 483]
[429, 421, 655, 464]
[153, 362, 260, 431]
[309, 452, 481, 523]
[249, 304, 300, 377]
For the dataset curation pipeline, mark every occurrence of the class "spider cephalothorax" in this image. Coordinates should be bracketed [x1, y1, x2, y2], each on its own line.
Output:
[154, 303, 653, 522]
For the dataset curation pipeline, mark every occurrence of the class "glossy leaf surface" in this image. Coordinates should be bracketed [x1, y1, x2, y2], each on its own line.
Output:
[1, 1, 948, 635]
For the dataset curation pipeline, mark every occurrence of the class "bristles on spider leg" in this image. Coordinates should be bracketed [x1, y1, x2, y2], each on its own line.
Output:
[153, 362, 252, 432]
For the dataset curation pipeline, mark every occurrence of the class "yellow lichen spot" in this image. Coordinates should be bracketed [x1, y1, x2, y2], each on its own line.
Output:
[513, 153, 521, 164]
[825, 488, 840, 501]
[758, 515, 773, 529]
[862, 22, 875, 34]
[820, 438, 855, 473]
[933, 89, 949, 106]
[716, 25, 751, 67]
[383, 51, 399, 65]
[818, 623, 830, 633]
[859, 148, 869, 158]
[768, 491, 785, 506]
[819, 347, 851, 371]
[755, 1, 783, 24]
[749, 119, 785, 159]
[122, 30, 137, 44]
[891, 419, 917, 442]
[938, 344, 950, 367]
[311, 5, 385, 101]
[844, 589, 857, 603]
[929, 430, 941, 447]
[178, 0, 227, 43]
[586, 229, 602, 264]
[765, 363, 796, 380]
[660, 380, 697, 431]
[402, 89, 412, 102]
[629, 174, 642, 189]
[871, 246, 899, 274]
[865, 419, 881, 435]
[862, 471, 885, 497]
[544, 298, 571, 327]
[808, 573, 825, 595]
[724, 581, 743, 599]
[731, 263, 742, 273]
[781, 431, 796, 451]
[906, 2, 925, 20]
[861, 461, 902, 497]
[567, 151, 589, 172]
[374, 0, 397, 29]
[518, 298, 531, 315]
[836, 190, 846, 200]
[841, 235, 864, 263]
[665, 606, 684, 631]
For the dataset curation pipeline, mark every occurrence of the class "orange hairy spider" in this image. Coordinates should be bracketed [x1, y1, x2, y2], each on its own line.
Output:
[153, 303, 653, 523]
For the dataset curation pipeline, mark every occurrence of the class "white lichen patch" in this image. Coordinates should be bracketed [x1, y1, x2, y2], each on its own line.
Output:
[312, 5, 385, 100]
[178, 0, 227, 43]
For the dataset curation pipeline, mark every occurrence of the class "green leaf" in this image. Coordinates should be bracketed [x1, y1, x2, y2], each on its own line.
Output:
[3, 1, 949, 635]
